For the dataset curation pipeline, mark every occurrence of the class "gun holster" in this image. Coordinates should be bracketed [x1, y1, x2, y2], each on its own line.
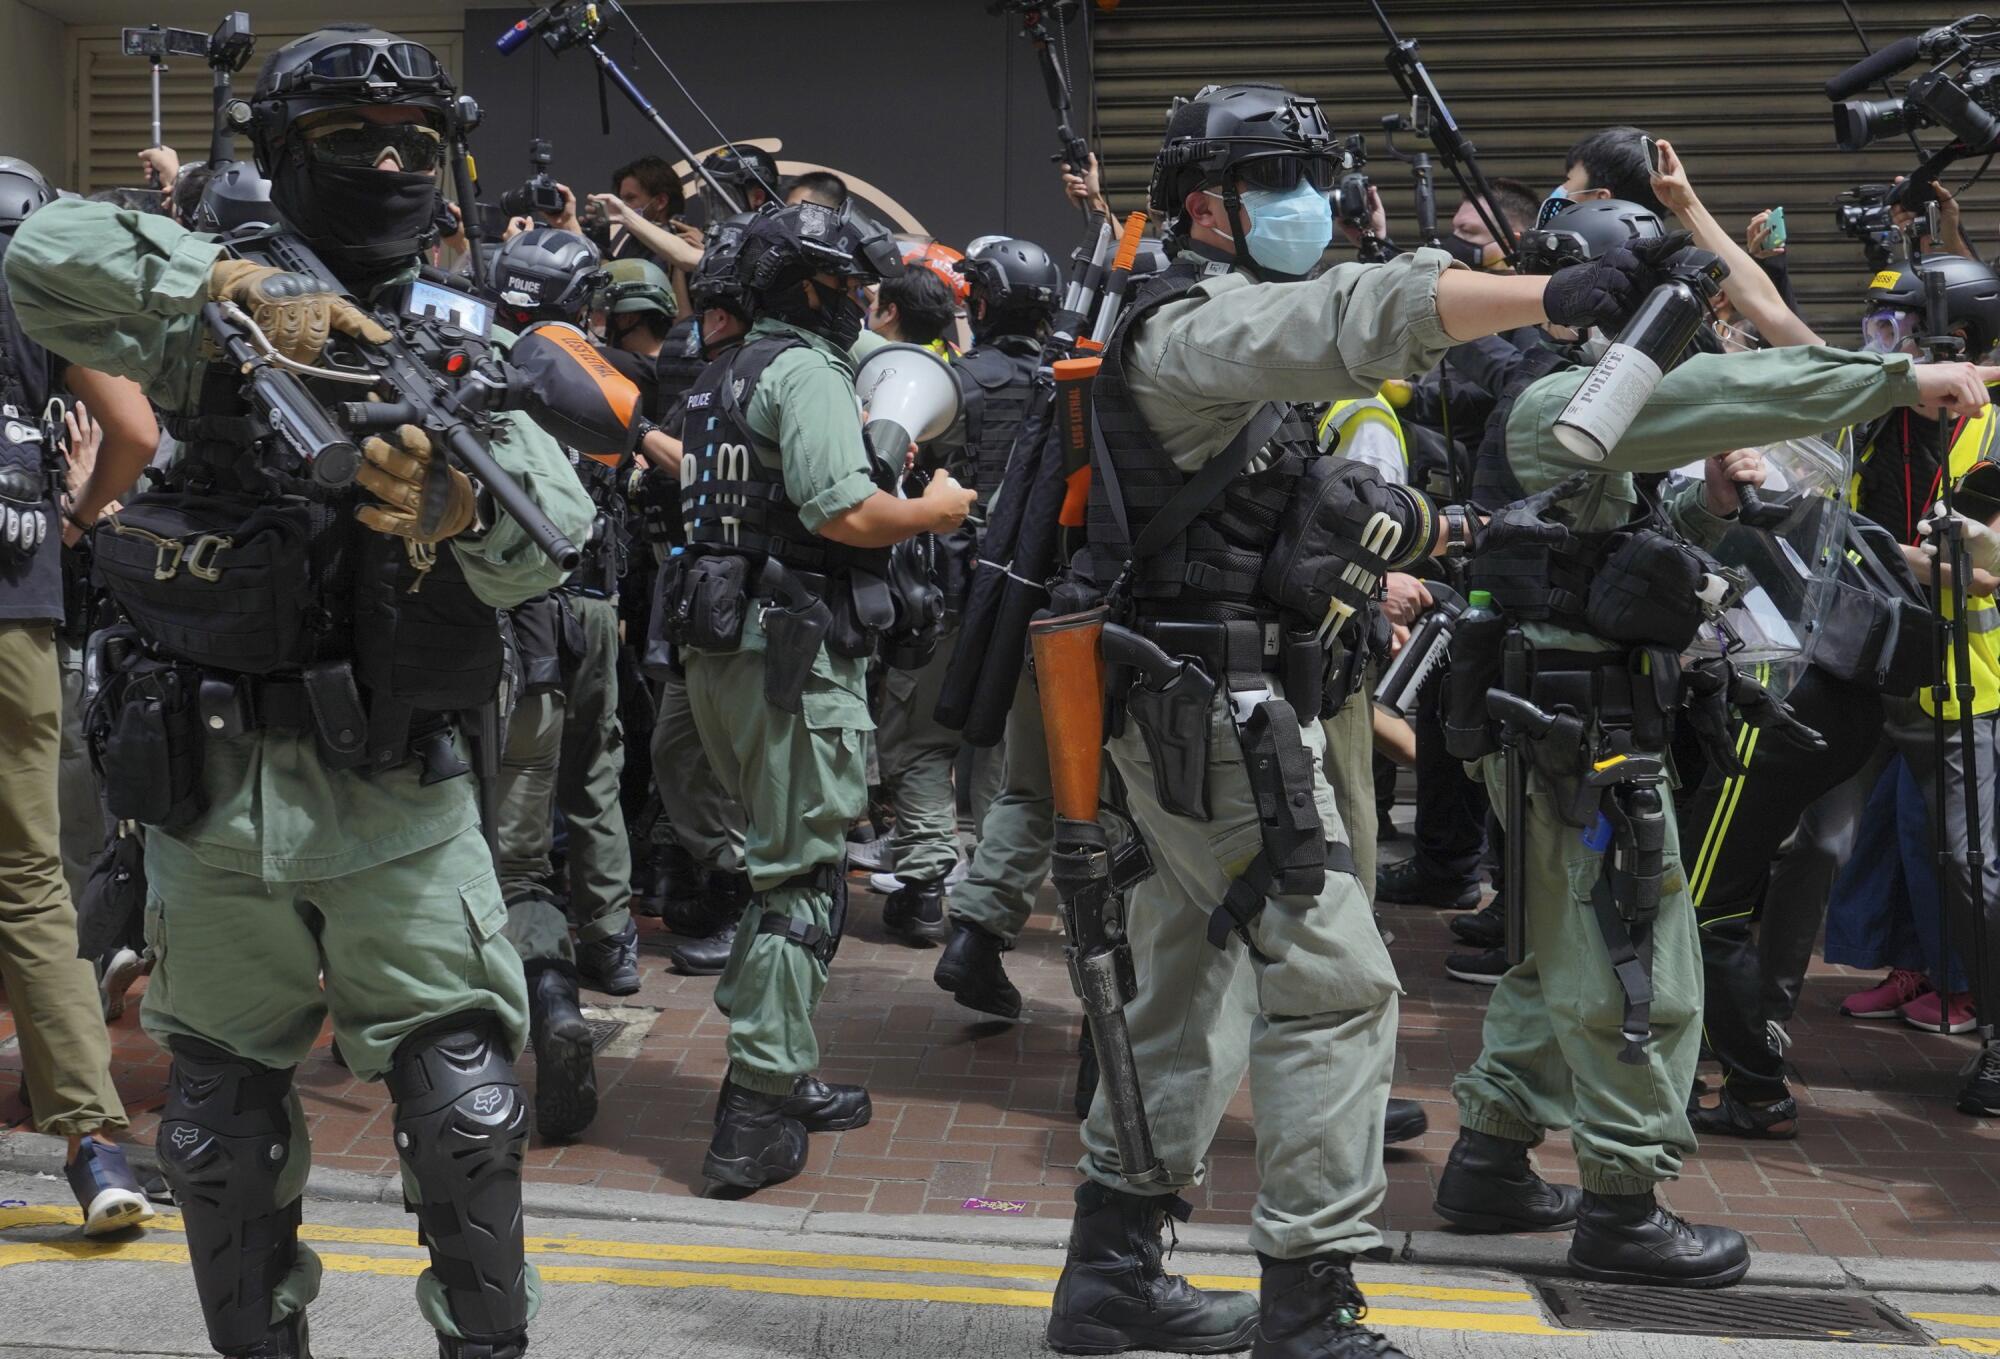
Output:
[757, 560, 832, 715]
[1117, 659, 1218, 823]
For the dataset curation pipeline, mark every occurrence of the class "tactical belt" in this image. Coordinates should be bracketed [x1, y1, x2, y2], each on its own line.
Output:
[1137, 617, 1280, 687]
[755, 862, 847, 966]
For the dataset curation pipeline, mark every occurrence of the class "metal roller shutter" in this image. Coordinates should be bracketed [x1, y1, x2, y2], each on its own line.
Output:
[69, 24, 464, 197]
[1090, 1, 1987, 329]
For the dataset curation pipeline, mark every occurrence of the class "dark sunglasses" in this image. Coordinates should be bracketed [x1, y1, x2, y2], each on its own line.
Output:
[302, 119, 445, 172]
[1233, 152, 1336, 195]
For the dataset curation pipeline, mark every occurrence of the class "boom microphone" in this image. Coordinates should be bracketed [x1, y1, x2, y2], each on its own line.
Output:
[496, 5, 558, 55]
[1824, 35, 1923, 101]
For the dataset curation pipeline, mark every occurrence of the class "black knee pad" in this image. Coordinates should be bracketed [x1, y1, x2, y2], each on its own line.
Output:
[158, 1038, 300, 1355]
[385, 1014, 530, 1344]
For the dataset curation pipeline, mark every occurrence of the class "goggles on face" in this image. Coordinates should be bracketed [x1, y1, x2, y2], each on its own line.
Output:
[1229, 152, 1337, 195]
[300, 114, 445, 172]
[1860, 306, 1922, 355]
[289, 39, 446, 92]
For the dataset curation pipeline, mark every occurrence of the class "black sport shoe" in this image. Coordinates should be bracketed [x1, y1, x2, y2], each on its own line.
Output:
[882, 879, 947, 946]
[1376, 858, 1481, 909]
[1445, 946, 1507, 985]
[1959, 1039, 2000, 1117]
[1689, 1087, 1799, 1140]
[1383, 1097, 1428, 1146]
[576, 918, 641, 996]
[1449, 898, 1505, 949]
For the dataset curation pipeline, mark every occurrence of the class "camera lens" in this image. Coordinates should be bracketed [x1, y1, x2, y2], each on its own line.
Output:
[1832, 99, 1909, 153]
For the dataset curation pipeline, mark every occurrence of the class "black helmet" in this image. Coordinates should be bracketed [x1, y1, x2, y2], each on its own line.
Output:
[195, 161, 276, 234]
[689, 213, 756, 318]
[597, 257, 676, 322]
[1148, 83, 1336, 226]
[0, 156, 52, 232]
[700, 144, 782, 212]
[249, 26, 457, 277]
[738, 201, 904, 300]
[1515, 199, 1665, 275]
[957, 237, 1060, 337]
[492, 227, 604, 327]
[1865, 254, 2000, 357]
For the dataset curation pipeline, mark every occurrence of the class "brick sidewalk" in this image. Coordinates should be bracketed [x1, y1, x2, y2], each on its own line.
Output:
[5, 858, 1998, 1262]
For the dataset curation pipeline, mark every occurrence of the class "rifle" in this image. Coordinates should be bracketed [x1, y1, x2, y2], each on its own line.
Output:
[932, 217, 1123, 741]
[1030, 604, 1164, 1183]
[207, 228, 645, 571]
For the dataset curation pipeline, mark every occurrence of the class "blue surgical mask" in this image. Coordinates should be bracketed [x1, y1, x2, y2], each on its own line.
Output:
[1534, 185, 1571, 228]
[1210, 184, 1332, 278]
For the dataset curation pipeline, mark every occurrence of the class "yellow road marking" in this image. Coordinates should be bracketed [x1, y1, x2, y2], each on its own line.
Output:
[0, 1204, 1531, 1306]
[1919, 1312, 2000, 1331]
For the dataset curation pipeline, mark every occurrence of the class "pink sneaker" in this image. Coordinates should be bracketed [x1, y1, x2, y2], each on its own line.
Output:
[1840, 969, 1933, 1019]
[1900, 989, 1978, 1034]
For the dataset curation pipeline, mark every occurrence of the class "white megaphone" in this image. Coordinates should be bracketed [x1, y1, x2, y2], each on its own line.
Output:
[853, 342, 962, 468]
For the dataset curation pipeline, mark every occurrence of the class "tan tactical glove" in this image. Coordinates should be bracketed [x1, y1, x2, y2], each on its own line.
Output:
[207, 258, 390, 365]
[354, 424, 478, 543]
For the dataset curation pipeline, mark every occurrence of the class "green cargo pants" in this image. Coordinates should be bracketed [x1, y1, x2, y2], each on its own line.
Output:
[1320, 682, 1379, 898]
[949, 670, 1051, 941]
[683, 611, 870, 1095]
[879, 629, 970, 886]
[0, 621, 128, 1137]
[648, 664, 745, 875]
[496, 593, 633, 965]
[142, 823, 535, 1336]
[1080, 684, 1401, 1260]
[1452, 757, 1701, 1194]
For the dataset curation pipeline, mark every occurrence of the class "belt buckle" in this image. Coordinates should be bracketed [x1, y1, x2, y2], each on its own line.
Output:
[1228, 684, 1271, 726]
[184, 534, 233, 583]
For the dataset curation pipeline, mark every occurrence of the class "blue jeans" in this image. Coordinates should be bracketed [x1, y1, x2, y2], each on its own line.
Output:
[1823, 755, 1967, 992]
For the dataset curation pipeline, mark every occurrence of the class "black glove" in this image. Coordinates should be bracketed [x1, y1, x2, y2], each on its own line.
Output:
[1541, 232, 1692, 332]
[1474, 472, 1590, 557]
[0, 462, 48, 557]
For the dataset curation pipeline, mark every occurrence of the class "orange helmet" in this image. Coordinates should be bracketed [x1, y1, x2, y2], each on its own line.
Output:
[898, 238, 970, 305]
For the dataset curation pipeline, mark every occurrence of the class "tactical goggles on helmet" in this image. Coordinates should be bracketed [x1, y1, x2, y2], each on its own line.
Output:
[1861, 305, 1922, 356]
[275, 39, 449, 96]
[298, 113, 446, 172]
[1226, 151, 1337, 195]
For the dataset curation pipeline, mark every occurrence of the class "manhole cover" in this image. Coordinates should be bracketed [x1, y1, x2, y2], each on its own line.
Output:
[583, 1018, 627, 1055]
[1537, 1284, 1928, 1345]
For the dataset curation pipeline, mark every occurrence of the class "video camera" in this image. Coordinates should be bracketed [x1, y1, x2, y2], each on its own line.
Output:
[500, 139, 566, 221]
[120, 23, 208, 61]
[1827, 17, 2000, 154]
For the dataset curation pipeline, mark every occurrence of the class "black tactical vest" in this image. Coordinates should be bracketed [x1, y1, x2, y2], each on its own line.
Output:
[1469, 341, 1577, 513]
[654, 317, 711, 410]
[952, 336, 1039, 504]
[679, 332, 887, 579]
[1084, 256, 1317, 621]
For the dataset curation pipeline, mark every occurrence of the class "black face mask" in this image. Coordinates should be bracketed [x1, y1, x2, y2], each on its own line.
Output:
[768, 280, 864, 349]
[271, 158, 439, 282]
[1439, 233, 1487, 268]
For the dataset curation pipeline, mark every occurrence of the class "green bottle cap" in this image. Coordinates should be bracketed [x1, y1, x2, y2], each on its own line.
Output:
[1469, 590, 1494, 608]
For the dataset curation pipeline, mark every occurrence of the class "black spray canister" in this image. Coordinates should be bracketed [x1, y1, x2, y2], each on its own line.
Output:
[1553, 248, 1729, 463]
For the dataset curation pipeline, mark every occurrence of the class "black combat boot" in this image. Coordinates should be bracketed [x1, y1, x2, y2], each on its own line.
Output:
[882, 879, 947, 946]
[704, 1081, 807, 1195]
[717, 1066, 872, 1133]
[1382, 1098, 1428, 1146]
[639, 840, 705, 925]
[1046, 1183, 1259, 1355]
[1433, 1128, 1582, 1233]
[1568, 1190, 1750, 1288]
[665, 871, 748, 977]
[934, 919, 1023, 1019]
[576, 918, 641, 996]
[1252, 1253, 1408, 1359]
[228, 1313, 309, 1358]
[526, 962, 597, 1142]
[436, 1333, 527, 1359]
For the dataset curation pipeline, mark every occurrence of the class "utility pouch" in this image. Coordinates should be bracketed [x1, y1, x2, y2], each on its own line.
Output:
[936, 524, 979, 618]
[761, 595, 833, 714]
[1280, 630, 1328, 722]
[673, 552, 752, 652]
[92, 493, 315, 674]
[1584, 529, 1710, 650]
[1239, 699, 1326, 896]
[95, 658, 207, 831]
[828, 570, 895, 660]
[1443, 626, 1505, 762]
[509, 595, 567, 695]
[644, 555, 682, 676]
[1123, 661, 1218, 821]
[555, 594, 588, 670]
[303, 660, 369, 769]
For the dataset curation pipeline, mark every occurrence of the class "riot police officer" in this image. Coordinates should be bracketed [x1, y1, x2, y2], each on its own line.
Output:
[928, 236, 1062, 1014]
[644, 226, 757, 977]
[1046, 83, 1697, 1359]
[699, 144, 783, 221]
[666, 200, 975, 1193]
[486, 225, 637, 1142]
[6, 27, 594, 1357]
[1430, 199, 2000, 1288]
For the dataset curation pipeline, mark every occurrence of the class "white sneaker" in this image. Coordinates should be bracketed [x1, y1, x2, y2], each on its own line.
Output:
[99, 947, 149, 1022]
[869, 854, 967, 897]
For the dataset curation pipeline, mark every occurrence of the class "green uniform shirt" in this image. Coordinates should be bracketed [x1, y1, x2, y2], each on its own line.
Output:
[1502, 342, 1924, 653]
[739, 318, 880, 530]
[4, 198, 594, 880]
[1124, 247, 1460, 471]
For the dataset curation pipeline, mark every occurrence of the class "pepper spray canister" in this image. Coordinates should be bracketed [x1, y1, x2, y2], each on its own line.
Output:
[1553, 248, 1728, 462]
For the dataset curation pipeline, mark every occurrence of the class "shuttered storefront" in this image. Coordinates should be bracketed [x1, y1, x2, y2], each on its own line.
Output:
[69, 23, 463, 197]
[1089, 1, 1985, 328]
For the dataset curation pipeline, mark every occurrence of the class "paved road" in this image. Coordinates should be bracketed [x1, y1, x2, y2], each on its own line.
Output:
[0, 1171, 1995, 1358]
